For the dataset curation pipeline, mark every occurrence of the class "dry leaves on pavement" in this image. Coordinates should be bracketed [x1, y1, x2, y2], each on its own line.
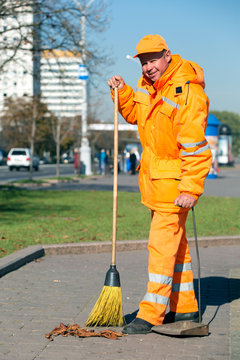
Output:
[45, 323, 123, 341]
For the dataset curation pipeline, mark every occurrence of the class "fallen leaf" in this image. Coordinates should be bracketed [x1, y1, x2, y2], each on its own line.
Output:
[0, 247, 7, 256]
[45, 323, 123, 341]
[34, 258, 43, 262]
[45, 323, 67, 341]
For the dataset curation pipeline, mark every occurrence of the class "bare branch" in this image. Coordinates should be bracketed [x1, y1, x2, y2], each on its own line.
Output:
[0, 0, 110, 79]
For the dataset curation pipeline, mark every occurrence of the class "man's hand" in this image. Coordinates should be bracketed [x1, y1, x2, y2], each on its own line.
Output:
[107, 75, 125, 90]
[174, 194, 196, 208]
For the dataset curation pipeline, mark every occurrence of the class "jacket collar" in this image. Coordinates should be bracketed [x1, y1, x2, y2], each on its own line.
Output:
[141, 55, 183, 91]
[153, 55, 183, 90]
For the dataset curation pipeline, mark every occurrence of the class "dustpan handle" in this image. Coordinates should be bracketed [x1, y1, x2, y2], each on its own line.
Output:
[111, 87, 119, 266]
[192, 207, 202, 323]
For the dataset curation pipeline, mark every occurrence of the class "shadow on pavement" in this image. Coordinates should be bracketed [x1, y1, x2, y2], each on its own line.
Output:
[194, 276, 240, 321]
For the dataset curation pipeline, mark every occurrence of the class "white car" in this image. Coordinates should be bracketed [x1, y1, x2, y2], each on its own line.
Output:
[7, 148, 39, 171]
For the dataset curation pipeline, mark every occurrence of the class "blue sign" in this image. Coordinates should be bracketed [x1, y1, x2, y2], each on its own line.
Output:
[78, 64, 89, 80]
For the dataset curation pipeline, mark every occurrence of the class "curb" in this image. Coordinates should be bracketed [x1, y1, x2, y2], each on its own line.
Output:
[43, 235, 240, 255]
[0, 245, 44, 278]
[1, 236, 240, 278]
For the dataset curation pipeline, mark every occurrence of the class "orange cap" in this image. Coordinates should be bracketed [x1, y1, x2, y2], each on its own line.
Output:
[133, 34, 169, 58]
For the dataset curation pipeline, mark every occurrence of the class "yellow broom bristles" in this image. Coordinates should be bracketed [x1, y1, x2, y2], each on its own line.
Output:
[85, 286, 123, 327]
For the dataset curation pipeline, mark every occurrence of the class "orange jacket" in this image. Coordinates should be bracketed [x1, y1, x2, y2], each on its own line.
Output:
[112, 55, 212, 211]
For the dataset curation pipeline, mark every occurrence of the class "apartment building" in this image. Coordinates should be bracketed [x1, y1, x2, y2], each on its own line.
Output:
[0, 3, 84, 119]
[0, 5, 36, 114]
[0, 49, 84, 119]
[41, 50, 84, 118]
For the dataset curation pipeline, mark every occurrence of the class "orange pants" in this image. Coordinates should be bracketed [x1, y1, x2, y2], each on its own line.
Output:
[137, 210, 198, 325]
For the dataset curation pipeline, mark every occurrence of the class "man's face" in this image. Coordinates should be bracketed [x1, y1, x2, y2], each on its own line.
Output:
[139, 50, 171, 82]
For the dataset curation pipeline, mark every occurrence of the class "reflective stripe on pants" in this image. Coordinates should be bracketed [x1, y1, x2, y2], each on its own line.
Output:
[137, 210, 198, 325]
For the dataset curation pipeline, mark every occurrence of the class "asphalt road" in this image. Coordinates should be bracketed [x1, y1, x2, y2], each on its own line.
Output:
[0, 163, 240, 198]
[0, 163, 75, 184]
[204, 163, 240, 198]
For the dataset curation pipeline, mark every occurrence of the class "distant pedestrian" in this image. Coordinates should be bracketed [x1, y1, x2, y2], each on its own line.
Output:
[129, 150, 137, 175]
[99, 149, 107, 175]
[73, 148, 80, 174]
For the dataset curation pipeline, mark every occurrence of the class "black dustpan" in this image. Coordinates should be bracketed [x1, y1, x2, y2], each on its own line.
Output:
[153, 208, 209, 337]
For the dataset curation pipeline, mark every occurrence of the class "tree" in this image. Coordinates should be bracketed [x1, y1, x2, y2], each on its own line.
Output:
[49, 113, 80, 176]
[1, 96, 56, 166]
[0, 0, 110, 80]
[0, 0, 111, 176]
[210, 111, 240, 157]
[1, 95, 79, 152]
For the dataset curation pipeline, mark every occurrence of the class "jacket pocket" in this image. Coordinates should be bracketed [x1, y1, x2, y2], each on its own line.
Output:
[151, 178, 181, 203]
[149, 157, 181, 180]
[133, 91, 150, 105]
[133, 91, 150, 127]
[159, 101, 175, 117]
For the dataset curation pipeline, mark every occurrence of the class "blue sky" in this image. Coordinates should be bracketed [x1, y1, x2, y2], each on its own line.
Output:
[90, 0, 240, 122]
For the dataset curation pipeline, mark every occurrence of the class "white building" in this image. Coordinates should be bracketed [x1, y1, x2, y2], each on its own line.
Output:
[0, 4, 36, 114]
[0, 48, 84, 119]
[41, 50, 84, 118]
[0, 3, 84, 119]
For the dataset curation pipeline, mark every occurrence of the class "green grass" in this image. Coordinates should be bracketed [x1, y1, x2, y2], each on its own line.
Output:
[0, 186, 239, 257]
[11, 179, 49, 184]
[10, 175, 89, 185]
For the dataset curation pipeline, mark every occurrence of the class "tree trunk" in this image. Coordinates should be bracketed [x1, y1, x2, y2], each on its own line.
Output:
[30, 99, 37, 180]
[56, 117, 61, 178]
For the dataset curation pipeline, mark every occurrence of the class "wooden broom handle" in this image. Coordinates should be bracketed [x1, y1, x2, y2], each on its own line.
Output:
[111, 87, 119, 265]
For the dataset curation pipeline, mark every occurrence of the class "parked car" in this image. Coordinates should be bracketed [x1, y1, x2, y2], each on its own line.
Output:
[39, 156, 50, 165]
[62, 155, 74, 164]
[7, 148, 39, 171]
[0, 149, 7, 165]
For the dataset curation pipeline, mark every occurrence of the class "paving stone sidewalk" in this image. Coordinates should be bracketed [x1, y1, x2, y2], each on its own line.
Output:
[0, 244, 239, 360]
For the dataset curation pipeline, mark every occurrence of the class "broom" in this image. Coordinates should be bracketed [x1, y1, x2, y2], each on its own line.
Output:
[85, 87, 123, 327]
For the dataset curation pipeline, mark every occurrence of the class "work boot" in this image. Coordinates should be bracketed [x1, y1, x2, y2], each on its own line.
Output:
[163, 311, 199, 324]
[122, 318, 154, 334]
[123, 309, 139, 325]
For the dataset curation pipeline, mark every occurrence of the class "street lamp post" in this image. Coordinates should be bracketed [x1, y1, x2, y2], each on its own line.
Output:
[126, 54, 141, 68]
[74, 0, 95, 175]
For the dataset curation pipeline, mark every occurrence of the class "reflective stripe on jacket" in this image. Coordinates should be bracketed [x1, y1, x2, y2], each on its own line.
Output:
[111, 55, 212, 211]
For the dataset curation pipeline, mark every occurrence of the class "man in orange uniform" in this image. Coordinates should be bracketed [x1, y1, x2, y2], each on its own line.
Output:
[108, 34, 212, 334]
